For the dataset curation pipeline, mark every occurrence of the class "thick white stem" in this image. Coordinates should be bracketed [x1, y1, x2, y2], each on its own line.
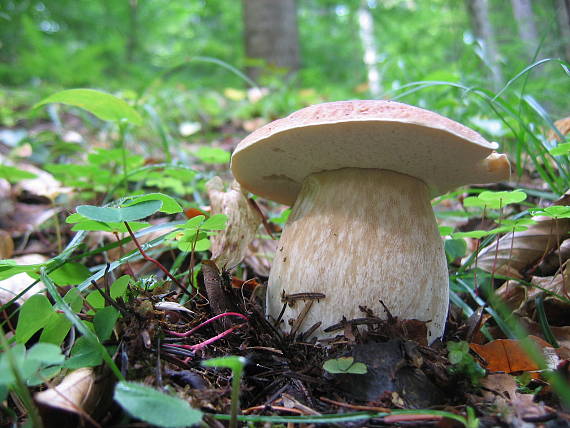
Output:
[267, 168, 448, 343]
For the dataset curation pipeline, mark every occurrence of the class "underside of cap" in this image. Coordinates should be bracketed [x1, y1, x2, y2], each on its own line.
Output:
[231, 100, 510, 205]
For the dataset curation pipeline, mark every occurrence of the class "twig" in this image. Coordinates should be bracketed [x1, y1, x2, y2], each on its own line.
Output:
[319, 396, 390, 412]
[90, 280, 128, 316]
[242, 405, 306, 415]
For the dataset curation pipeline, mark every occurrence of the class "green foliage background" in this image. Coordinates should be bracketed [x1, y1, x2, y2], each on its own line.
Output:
[1, 0, 567, 114]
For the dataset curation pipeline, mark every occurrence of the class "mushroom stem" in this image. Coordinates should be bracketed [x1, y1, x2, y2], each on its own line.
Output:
[267, 167, 448, 343]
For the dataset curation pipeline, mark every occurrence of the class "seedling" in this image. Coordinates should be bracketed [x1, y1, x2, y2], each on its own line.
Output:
[323, 357, 367, 375]
[203, 356, 247, 428]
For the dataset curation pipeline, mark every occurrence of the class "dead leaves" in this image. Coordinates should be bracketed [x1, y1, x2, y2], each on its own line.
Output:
[469, 336, 553, 373]
[206, 177, 262, 270]
[476, 217, 570, 279]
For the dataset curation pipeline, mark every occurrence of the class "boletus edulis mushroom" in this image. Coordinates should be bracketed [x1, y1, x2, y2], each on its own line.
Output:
[231, 100, 510, 343]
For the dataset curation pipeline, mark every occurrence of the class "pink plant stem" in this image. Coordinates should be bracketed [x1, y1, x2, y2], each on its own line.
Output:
[166, 312, 248, 337]
[164, 323, 247, 352]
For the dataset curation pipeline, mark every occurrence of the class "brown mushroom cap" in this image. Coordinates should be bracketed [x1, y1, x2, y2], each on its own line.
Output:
[231, 100, 510, 205]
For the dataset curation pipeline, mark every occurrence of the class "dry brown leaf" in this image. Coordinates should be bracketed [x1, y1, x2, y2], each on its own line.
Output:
[496, 262, 570, 323]
[35, 367, 113, 425]
[35, 368, 96, 412]
[244, 237, 277, 277]
[469, 336, 552, 373]
[0, 254, 47, 306]
[476, 217, 570, 279]
[0, 229, 14, 258]
[480, 373, 518, 401]
[520, 317, 570, 351]
[546, 116, 570, 142]
[13, 163, 70, 201]
[206, 177, 262, 270]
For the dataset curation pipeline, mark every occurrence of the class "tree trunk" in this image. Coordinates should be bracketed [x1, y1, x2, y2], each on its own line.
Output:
[556, 0, 570, 62]
[126, 0, 139, 63]
[465, 0, 503, 90]
[242, 0, 300, 82]
[510, 0, 539, 59]
[358, 0, 381, 98]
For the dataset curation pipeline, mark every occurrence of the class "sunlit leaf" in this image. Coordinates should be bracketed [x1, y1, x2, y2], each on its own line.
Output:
[125, 193, 182, 214]
[0, 165, 37, 182]
[76, 200, 162, 223]
[35, 89, 143, 125]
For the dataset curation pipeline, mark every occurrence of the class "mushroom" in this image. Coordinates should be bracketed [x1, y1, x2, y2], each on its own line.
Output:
[231, 100, 510, 343]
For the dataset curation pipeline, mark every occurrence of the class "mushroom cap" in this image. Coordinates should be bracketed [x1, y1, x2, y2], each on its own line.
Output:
[231, 100, 510, 205]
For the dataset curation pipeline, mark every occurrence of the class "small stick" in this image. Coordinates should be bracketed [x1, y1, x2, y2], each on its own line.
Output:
[319, 396, 390, 412]
[90, 280, 128, 316]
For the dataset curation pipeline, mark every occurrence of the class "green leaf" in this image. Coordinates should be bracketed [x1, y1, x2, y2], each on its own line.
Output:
[125, 193, 182, 214]
[0, 260, 46, 281]
[0, 344, 25, 384]
[463, 196, 500, 209]
[35, 89, 143, 125]
[15, 294, 55, 343]
[202, 356, 247, 371]
[114, 381, 203, 427]
[445, 239, 467, 261]
[86, 275, 130, 309]
[48, 262, 91, 286]
[183, 215, 206, 229]
[70, 219, 149, 232]
[194, 147, 230, 164]
[531, 205, 570, 219]
[40, 288, 83, 345]
[549, 142, 570, 156]
[76, 200, 162, 223]
[64, 337, 103, 369]
[177, 230, 210, 252]
[201, 214, 227, 231]
[24, 343, 64, 386]
[271, 208, 291, 225]
[26, 343, 65, 366]
[451, 230, 491, 239]
[478, 190, 527, 206]
[438, 226, 454, 236]
[323, 357, 368, 374]
[94, 306, 120, 341]
[0, 165, 37, 182]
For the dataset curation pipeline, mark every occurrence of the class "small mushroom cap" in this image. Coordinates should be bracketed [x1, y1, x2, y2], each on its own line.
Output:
[231, 100, 511, 205]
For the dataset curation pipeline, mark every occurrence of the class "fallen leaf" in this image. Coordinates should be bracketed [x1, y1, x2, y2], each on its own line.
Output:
[0, 254, 48, 306]
[14, 163, 70, 201]
[480, 373, 518, 401]
[469, 336, 552, 373]
[546, 116, 570, 142]
[0, 230, 14, 259]
[206, 177, 262, 270]
[35, 367, 113, 424]
[244, 237, 277, 277]
[477, 216, 570, 279]
[519, 317, 570, 352]
[35, 368, 96, 412]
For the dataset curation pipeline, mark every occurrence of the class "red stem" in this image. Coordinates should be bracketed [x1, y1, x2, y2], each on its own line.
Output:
[164, 323, 247, 352]
[124, 222, 192, 296]
[166, 312, 248, 337]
